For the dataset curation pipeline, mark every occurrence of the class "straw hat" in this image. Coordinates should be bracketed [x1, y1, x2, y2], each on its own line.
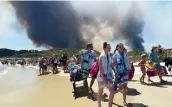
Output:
[151, 46, 158, 51]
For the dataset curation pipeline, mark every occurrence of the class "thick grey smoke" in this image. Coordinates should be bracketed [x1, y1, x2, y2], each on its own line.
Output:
[10, 1, 86, 48]
[10, 1, 146, 51]
[72, 1, 146, 51]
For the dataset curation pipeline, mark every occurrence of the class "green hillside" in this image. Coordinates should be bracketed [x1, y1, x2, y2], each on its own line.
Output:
[3, 48, 101, 58]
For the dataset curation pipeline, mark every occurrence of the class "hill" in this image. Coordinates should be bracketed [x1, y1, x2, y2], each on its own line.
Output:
[0, 48, 39, 58]
[1, 48, 167, 62]
[0, 48, 100, 58]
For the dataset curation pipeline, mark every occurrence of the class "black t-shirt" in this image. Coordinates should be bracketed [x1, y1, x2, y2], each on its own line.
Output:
[62, 56, 67, 63]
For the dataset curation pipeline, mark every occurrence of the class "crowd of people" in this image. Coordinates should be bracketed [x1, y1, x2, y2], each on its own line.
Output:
[38, 53, 70, 75]
[0, 42, 168, 107]
[68, 42, 167, 107]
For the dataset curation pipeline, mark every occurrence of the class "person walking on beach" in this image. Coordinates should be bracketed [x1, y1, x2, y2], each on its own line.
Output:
[62, 53, 68, 73]
[80, 44, 93, 96]
[150, 46, 167, 83]
[52, 57, 58, 74]
[43, 58, 48, 74]
[39, 58, 44, 75]
[88, 44, 97, 93]
[97, 42, 114, 107]
[110, 43, 131, 106]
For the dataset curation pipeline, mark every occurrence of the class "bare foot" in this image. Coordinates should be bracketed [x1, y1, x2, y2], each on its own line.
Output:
[123, 102, 128, 106]
[148, 79, 154, 82]
[89, 88, 94, 94]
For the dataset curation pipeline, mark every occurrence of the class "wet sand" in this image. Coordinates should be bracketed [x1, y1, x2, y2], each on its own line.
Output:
[0, 65, 172, 107]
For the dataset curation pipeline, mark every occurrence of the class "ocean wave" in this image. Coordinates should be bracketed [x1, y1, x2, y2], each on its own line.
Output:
[0, 65, 8, 78]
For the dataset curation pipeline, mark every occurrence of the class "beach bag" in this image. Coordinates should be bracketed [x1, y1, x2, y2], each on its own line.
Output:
[147, 69, 157, 77]
[90, 61, 99, 77]
[129, 62, 135, 80]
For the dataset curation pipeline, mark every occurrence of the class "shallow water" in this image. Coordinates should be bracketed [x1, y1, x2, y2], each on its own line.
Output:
[0, 66, 38, 95]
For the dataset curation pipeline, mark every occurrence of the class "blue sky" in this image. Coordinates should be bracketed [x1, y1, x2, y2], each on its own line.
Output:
[0, 1, 172, 51]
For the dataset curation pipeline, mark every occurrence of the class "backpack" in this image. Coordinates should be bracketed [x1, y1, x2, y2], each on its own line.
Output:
[90, 61, 99, 77]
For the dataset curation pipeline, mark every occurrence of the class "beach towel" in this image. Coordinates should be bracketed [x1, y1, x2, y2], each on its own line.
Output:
[123, 54, 131, 71]
[97, 51, 114, 89]
[100, 51, 114, 80]
[113, 51, 129, 90]
[81, 49, 90, 79]
[69, 63, 81, 74]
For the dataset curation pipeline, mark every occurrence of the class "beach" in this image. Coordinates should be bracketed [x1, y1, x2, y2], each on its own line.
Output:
[0, 64, 172, 107]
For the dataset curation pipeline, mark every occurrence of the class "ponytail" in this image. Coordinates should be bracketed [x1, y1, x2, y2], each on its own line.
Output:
[114, 44, 119, 54]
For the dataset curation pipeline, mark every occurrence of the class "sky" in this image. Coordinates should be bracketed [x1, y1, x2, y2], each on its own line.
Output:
[0, 1, 172, 52]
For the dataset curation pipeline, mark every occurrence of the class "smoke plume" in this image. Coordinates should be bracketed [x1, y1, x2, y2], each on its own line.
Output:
[72, 1, 146, 51]
[10, 1, 86, 48]
[10, 1, 146, 51]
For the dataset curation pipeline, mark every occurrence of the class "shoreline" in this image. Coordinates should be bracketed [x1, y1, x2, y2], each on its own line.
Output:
[0, 63, 172, 107]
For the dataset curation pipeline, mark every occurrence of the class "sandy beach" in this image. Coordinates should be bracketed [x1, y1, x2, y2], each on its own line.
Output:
[0, 64, 172, 107]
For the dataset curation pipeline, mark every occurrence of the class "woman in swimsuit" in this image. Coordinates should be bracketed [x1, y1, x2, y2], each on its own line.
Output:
[150, 46, 167, 83]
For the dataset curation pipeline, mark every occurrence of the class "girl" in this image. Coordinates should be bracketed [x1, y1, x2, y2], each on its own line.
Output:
[112, 43, 131, 106]
[138, 54, 148, 84]
[97, 42, 114, 107]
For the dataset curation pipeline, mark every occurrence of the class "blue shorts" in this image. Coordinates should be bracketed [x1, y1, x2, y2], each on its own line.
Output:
[154, 63, 161, 69]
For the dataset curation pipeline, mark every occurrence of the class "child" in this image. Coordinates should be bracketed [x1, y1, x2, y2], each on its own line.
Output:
[138, 54, 150, 84]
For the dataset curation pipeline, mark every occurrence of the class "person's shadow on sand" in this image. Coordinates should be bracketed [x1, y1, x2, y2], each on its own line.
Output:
[72, 87, 107, 101]
[126, 88, 141, 96]
[145, 81, 172, 88]
[114, 103, 148, 107]
[72, 86, 97, 100]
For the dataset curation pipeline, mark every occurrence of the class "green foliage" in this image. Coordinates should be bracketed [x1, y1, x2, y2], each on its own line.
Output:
[0, 48, 100, 58]
[0, 48, 39, 58]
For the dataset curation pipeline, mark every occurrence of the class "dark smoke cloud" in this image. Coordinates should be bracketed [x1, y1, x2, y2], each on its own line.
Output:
[120, 7, 145, 50]
[10, 1, 146, 51]
[10, 1, 86, 48]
